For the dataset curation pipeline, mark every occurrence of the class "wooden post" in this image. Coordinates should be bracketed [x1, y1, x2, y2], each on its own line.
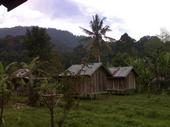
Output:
[42, 93, 58, 127]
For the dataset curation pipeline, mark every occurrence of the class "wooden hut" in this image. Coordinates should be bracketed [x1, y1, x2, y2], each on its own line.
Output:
[59, 63, 113, 96]
[107, 67, 137, 92]
[0, 0, 27, 11]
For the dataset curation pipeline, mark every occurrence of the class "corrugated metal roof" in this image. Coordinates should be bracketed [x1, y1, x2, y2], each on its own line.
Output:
[60, 63, 104, 76]
[109, 66, 134, 78]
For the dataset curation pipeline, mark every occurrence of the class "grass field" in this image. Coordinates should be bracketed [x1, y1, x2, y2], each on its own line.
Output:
[3, 94, 170, 127]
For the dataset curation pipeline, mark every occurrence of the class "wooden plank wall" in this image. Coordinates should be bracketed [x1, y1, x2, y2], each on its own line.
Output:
[126, 71, 136, 89]
[107, 71, 136, 91]
[69, 68, 137, 95]
[73, 66, 108, 95]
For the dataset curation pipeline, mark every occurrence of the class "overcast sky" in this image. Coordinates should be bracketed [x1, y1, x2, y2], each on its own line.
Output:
[0, 0, 170, 40]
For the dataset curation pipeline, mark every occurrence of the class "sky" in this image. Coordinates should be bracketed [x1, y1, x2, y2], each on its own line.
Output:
[0, 0, 170, 40]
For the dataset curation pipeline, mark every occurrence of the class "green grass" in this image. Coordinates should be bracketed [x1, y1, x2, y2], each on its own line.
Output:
[3, 94, 170, 127]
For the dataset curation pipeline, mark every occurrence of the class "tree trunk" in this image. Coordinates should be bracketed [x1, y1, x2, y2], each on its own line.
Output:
[42, 95, 56, 127]
[28, 83, 33, 105]
[98, 55, 101, 63]
[50, 108, 54, 127]
[97, 48, 101, 63]
[28, 78, 37, 106]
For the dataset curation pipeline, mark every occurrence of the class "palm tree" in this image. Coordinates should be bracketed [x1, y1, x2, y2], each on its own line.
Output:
[80, 14, 113, 62]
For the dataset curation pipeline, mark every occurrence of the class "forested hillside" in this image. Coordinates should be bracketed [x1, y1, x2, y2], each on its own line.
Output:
[0, 26, 81, 52]
[0, 26, 168, 66]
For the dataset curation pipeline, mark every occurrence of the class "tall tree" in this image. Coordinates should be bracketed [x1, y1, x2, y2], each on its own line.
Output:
[80, 14, 112, 62]
[24, 26, 52, 61]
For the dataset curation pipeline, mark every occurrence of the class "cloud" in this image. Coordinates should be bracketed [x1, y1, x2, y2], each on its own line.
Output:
[2, 0, 170, 40]
[0, 4, 46, 27]
[28, 0, 85, 19]
[70, 0, 170, 39]
[0, 0, 126, 40]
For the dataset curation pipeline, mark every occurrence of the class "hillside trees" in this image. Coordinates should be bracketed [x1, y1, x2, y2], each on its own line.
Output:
[24, 26, 62, 75]
[146, 51, 170, 93]
[24, 26, 52, 61]
[128, 57, 153, 93]
[0, 35, 26, 64]
[115, 33, 137, 56]
[128, 50, 170, 94]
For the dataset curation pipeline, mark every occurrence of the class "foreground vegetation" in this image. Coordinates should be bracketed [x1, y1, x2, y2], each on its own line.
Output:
[3, 95, 170, 127]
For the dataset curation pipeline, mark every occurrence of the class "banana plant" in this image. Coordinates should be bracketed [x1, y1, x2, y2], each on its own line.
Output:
[0, 62, 15, 126]
[20, 57, 41, 106]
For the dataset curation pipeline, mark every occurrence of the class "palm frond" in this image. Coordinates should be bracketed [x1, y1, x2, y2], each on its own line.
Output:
[29, 56, 40, 70]
[79, 27, 94, 36]
[31, 56, 40, 65]
[5, 62, 18, 71]
[91, 14, 101, 33]
[20, 62, 28, 69]
[99, 17, 106, 29]
[104, 36, 116, 42]
[101, 25, 111, 35]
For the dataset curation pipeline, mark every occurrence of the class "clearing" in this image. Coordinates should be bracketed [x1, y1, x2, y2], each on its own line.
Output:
[4, 94, 170, 127]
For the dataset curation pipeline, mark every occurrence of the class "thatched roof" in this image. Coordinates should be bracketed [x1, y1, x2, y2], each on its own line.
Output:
[13, 69, 46, 80]
[13, 69, 31, 79]
[60, 63, 112, 77]
[0, 0, 27, 11]
[109, 66, 137, 78]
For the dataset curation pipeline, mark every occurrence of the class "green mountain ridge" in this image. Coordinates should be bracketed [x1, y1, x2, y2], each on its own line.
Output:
[0, 26, 82, 52]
